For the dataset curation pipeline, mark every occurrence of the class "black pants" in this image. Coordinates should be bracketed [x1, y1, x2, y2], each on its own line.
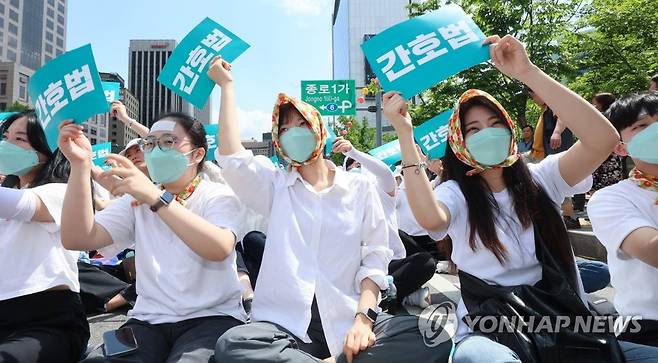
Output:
[78, 262, 131, 314]
[388, 253, 436, 303]
[398, 230, 447, 261]
[238, 231, 267, 289]
[0, 290, 90, 363]
[82, 316, 243, 363]
[618, 320, 658, 347]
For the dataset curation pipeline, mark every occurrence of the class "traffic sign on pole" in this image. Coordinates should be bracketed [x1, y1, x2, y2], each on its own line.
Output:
[301, 80, 356, 116]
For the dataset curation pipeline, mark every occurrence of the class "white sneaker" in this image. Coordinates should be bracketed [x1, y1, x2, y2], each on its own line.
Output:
[402, 287, 431, 308]
[436, 260, 451, 274]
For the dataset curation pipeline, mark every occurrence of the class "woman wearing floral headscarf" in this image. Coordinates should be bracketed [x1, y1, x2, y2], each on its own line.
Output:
[208, 57, 450, 363]
[384, 35, 658, 362]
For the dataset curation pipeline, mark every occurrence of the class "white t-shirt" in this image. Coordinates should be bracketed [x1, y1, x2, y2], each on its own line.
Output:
[95, 179, 247, 324]
[427, 153, 591, 342]
[0, 183, 80, 300]
[588, 179, 658, 323]
[396, 180, 429, 237]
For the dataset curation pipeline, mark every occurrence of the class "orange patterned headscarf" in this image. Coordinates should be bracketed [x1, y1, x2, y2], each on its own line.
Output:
[271, 93, 327, 168]
[448, 89, 520, 176]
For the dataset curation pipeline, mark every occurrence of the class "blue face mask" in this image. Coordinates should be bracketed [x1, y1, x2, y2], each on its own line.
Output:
[349, 167, 362, 173]
[465, 128, 512, 166]
[279, 127, 317, 163]
[627, 121, 658, 164]
[0, 140, 40, 176]
[145, 147, 195, 184]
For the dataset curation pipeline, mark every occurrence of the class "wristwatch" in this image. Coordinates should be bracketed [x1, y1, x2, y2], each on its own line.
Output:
[150, 191, 175, 212]
[355, 308, 378, 323]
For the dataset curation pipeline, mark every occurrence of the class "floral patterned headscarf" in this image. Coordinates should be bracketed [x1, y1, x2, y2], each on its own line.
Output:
[448, 89, 520, 176]
[271, 93, 327, 168]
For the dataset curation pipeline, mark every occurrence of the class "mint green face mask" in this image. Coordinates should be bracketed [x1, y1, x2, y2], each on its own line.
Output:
[465, 128, 512, 166]
[627, 121, 658, 164]
[0, 140, 40, 176]
[279, 127, 317, 163]
[145, 147, 195, 184]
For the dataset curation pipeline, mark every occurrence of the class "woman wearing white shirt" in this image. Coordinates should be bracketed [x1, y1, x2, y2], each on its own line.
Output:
[208, 58, 449, 363]
[57, 113, 247, 362]
[0, 111, 89, 362]
[338, 139, 435, 309]
[384, 34, 658, 362]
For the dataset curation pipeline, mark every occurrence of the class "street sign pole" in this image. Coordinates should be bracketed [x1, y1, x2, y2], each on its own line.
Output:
[375, 91, 383, 147]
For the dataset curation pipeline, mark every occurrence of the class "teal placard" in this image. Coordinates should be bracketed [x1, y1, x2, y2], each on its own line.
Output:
[323, 118, 337, 156]
[361, 4, 490, 99]
[102, 81, 121, 102]
[0, 111, 17, 125]
[28, 44, 108, 151]
[204, 124, 218, 161]
[368, 139, 401, 166]
[91, 142, 112, 170]
[413, 110, 452, 160]
[158, 18, 250, 109]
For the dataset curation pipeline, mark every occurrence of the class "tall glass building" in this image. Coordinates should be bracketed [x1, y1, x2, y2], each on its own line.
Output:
[0, 0, 67, 109]
[331, 0, 418, 126]
[128, 39, 182, 128]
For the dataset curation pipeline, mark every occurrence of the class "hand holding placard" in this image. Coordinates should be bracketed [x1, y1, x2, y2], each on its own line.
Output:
[484, 35, 535, 82]
[361, 4, 490, 99]
[158, 18, 249, 109]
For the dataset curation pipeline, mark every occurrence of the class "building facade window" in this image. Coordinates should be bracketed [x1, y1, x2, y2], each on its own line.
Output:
[8, 24, 17, 35]
[9, 9, 18, 22]
[56, 37, 63, 47]
[46, 32, 53, 41]
[47, 8, 54, 18]
[7, 50, 15, 61]
[57, 14, 64, 25]
[47, 19, 53, 29]
[10, 0, 19, 8]
[45, 43, 52, 53]
[0, 83, 6, 96]
[57, 25, 64, 36]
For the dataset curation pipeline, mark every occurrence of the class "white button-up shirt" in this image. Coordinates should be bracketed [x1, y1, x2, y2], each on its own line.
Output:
[217, 150, 392, 356]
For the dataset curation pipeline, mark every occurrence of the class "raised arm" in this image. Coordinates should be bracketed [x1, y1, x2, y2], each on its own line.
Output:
[111, 101, 149, 138]
[208, 56, 245, 155]
[58, 121, 114, 251]
[333, 137, 397, 196]
[484, 35, 619, 186]
[383, 92, 451, 232]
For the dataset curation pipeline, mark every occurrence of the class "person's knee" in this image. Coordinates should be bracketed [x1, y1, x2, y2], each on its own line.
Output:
[409, 252, 436, 281]
[453, 335, 521, 363]
[214, 325, 245, 360]
[242, 231, 266, 256]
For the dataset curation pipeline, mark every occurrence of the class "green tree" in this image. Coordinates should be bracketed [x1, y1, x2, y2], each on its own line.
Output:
[406, 0, 585, 127]
[329, 115, 398, 165]
[563, 0, 658, 99]
[4, 101, 30, 112]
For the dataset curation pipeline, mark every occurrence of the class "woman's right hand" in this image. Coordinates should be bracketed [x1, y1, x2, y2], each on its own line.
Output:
[207, 56, 233, 87]
[383, 91, 413, 133]
[58, 121, 92, 166]
[110, 101, 129, 122]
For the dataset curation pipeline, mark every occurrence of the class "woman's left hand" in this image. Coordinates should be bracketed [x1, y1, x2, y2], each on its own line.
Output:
[332, 137, 354, 154]
[343, 315, 376, 363]
[483, 34, 535, 81]
[99, 154, 161, 205]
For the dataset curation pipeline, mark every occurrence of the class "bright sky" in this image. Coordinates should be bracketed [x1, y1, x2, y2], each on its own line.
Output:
[67, 0, 334, 140]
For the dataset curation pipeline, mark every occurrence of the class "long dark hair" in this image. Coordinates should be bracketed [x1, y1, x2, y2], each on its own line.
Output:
[0, 111, 70, 189]
[154, 112, 208, 173]
[441, 97, 578, 284]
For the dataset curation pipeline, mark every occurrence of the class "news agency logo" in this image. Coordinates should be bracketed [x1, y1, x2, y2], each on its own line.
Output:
[418, 301, 457, 347]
